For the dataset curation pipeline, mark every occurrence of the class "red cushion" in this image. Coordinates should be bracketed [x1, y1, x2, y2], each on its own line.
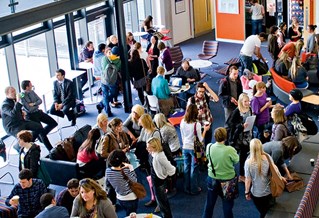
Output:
[270, 68, 296, 93]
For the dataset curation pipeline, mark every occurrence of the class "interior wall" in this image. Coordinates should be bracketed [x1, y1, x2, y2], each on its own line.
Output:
[214, 0, 245, 43]
[170, 0, 193, 45]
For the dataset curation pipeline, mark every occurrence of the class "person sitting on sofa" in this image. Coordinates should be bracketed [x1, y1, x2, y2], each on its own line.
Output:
[240, 69, 262, 91]
[275, 52, 291, 79]
[284, 89, 303, 117]
[76, 128, 105, 179]
[56, 178, 80, 215]
[36, 193, 69, 218]
[288, 57, 309, 88]
[17, 130, 41, 178]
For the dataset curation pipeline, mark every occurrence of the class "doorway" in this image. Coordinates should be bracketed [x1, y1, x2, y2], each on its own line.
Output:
[193, 0, 212, 36]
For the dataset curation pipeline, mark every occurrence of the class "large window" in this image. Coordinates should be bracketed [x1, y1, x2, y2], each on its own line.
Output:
[0, 48, 9, 101]
[15, 33, 50, 104]
[124, 2, 133, 32]
[55, 26, 71, 70]
[88, 18, 107, 47]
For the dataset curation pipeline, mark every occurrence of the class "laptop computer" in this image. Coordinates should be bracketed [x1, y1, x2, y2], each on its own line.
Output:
[169, 77, 183, 92]
[169, 77, 183, 87]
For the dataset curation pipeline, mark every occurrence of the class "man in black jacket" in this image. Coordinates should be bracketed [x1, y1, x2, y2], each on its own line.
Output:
[218, 65, 243, 125]
[1, 86, 53, 151]
[49, 69, 76, 126]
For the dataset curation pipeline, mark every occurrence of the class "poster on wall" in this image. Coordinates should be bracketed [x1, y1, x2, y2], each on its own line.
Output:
[175, 0, 186, 14]
[218, 0, 239, 14]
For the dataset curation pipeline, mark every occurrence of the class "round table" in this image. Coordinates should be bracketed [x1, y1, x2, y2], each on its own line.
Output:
[133, 32, 148, 37]
[189, 60, 212, 70]
[125, 213, 161, 218]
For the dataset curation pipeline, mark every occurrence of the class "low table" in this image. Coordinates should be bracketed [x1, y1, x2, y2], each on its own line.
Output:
[302, 94, 319, 105]
[189, 60, 212, 70]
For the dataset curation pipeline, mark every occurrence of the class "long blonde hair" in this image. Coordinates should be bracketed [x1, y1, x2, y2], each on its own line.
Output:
[139, 114, 156, 133]
[290, 57, 301, 80]
[153, 113, 173, 128]
[249, 139, 266, 175]
[295, 39, 304, 57]
[277, 52, 291, 70]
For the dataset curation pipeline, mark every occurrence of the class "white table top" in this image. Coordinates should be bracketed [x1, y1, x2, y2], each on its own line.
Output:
[79, 62, 93, 70]
[169, 85, 190, 94]
[125, 213, 161, 218]
[189, 60, 212, 69]
[133, 31, 148, 37]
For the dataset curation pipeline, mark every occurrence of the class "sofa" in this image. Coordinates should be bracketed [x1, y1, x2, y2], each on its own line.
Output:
[270, 68, 313, 105]
[39, 124, 91, 186]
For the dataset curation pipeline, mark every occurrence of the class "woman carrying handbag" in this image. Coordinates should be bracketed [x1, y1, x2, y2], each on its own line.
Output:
[202, 127, 239, 218]
[128, 49, 150, 104]
[244, 138, 282, 218]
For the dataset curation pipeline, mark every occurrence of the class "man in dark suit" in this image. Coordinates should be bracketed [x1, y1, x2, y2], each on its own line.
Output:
[1, 86, 53, 151]
[49, 69, 77, 126]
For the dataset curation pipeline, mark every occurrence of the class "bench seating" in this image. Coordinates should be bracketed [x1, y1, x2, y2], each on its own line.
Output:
[270, 68, 314, 105]
[295, 153, 319, 218]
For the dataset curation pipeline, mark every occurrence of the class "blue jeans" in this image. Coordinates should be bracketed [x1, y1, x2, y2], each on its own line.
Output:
[183, 149, 199, 194]
[239, 54, 253, 76]
[118, 199, 138, 216]
[101, 83, 117, 113]
[252, 19, 263, 35]
[202, 176, 234, 218]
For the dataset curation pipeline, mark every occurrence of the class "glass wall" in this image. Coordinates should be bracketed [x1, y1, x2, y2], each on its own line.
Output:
[0, 48, 9, 101]
[15, 33, 50, 95]
[88, 18, 107, 46]
[55, 26, 71, 70]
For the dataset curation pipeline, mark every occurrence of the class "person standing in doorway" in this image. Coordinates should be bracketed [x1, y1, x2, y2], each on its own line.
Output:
[250, 0, 265, 35]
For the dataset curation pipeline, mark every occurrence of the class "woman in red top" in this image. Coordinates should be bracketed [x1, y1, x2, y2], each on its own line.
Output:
[278, 39, 304, 60]
[77, 128, 105, 179]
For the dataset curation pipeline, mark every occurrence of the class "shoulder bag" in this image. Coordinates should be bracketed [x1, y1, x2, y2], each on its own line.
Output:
[207, 143, 239, 200]
[265, 154, 285, 197]
[121, 169, 147, 199]
[133, 59, 151, 93]
[285, 172, 304, 193]
[194, 123, 205, 163]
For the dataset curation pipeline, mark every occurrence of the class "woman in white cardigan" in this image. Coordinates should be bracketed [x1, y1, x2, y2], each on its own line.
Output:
[146, 137, 176, 218]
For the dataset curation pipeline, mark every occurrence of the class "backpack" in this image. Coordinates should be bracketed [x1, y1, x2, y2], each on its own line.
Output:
[103, 61, 118, 85]
[252, 59, 269, 75]
[292, 113, 318, 135]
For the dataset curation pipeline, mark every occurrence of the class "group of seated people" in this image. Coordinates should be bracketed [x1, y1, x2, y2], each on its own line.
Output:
[269, 23, 319, 89]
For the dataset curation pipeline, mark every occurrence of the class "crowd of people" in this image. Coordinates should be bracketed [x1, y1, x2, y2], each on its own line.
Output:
[1, 11, 318, 218]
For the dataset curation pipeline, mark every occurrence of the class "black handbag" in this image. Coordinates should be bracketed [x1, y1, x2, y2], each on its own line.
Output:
[194, 123, 205, 163]
[133, 59, 150, 90]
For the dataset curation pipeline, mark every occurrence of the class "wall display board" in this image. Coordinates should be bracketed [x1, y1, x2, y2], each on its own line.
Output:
[218, 0, 239, 14]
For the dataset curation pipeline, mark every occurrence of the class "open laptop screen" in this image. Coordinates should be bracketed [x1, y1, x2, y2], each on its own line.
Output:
[169, 77, 182, 87]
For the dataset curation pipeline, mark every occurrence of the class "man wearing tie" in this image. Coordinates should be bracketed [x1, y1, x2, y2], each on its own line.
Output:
[49, 69, 77, 126]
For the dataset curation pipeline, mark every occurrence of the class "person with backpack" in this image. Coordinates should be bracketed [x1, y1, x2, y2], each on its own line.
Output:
[218, 65, 243, 125]
[187, 82, 219, 145]
[99, 46, 121, 117]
